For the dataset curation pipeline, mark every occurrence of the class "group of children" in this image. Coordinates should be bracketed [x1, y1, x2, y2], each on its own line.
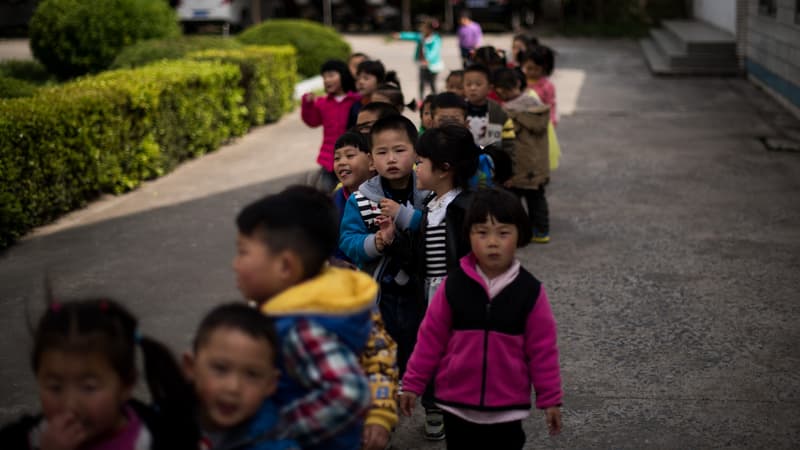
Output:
[1, 32, 565, 450]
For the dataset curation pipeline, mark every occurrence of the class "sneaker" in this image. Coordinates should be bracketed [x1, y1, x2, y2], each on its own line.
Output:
[532, 231, 550, 244]
[424, 410, 445, 441]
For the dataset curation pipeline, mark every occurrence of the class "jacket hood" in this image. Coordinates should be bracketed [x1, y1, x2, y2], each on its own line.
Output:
[261, 267, 377, 316]
[508, 107, 550, 132]
[358, 173, 430, 205]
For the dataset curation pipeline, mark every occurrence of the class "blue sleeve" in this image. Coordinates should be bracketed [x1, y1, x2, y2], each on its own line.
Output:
[426, 35, 442, 65]
[398, 31, 421, 41]
[395, 204, 423, 231]
[339, 194, 381, 267]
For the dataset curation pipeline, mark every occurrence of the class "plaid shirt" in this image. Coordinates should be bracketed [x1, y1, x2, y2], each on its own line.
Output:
[278, 318, 371, 448]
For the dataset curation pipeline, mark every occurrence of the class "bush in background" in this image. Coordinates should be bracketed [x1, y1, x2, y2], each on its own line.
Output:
[0, 76, 38, 98]
[237, 19, 351, 78]
[111, 35, 244, 69]
[29, 0, 180, 79]
[0, 60, 53, 84]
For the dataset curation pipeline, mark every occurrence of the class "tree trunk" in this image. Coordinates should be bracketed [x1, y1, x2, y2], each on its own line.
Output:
[251, 0, 261, 24]
[402, 0, 411, 30]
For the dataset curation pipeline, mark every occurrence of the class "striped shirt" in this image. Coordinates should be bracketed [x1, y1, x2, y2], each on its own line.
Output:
[425, 221, 448, 278]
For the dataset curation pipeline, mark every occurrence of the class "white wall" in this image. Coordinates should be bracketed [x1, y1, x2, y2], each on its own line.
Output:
[693, 0, 737, 34]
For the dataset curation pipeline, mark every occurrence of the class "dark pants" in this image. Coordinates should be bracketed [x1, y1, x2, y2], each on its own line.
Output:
[378, 290, 421, 377]
[442, 412, 526, 450]
[512, 186, 549, 234]
[460, 46, 472, 67]
[419, 67, 437, 100]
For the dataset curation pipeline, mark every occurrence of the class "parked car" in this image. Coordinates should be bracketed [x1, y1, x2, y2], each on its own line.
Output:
[176, 0, 250, 32]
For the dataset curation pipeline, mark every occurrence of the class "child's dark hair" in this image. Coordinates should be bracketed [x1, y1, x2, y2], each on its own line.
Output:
[321, 59, 356, 93]
[335, 130, 370, 154]
[464, 188, 532, 246]
[370, 114, 418, 149]
[420, 94, 436, 120]
[32, 294, 193, 415]
[520, 45, 555, 76]
[513, 34, 539, 63]
[375, 81, 417, 112]
[416, 125, 479, 190]
[236, 185, 339, 280]
[431, 92, 467, 116]
[349, 52, 368, 62]
[361, 101, 401, 121]
[356, 60, 400, 87]
[464, 63, 492, 83]
[471, 46, 506, 69]
[446, 69, 464, 83]
[193, 303, 278, 358]
[492, 67, 522, 91]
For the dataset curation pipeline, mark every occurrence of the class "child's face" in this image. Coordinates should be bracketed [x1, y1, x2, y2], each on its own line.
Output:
[421, 102, 434, 129]
[37, 350, 133, 445]
[512, 39, 527, 61]
[322, 70, 343, 95]
[414, 156, 445, 191]
[495, 85, 521, 102]
[464, 71, 490, 105]
[370, 129, 416, 188]
[433, 107, 467, 127]
[356, 110, 379, 135]
[185, 328, 278, 430]
[522, 60, 544, 80]
[446, 76, 464, 97]
[334, 145, 373, 192]
[234, 233, 293, 302]
[469, 215, 518, 277]
[349, 56, 367, 78]
[356, 73, 379, 97]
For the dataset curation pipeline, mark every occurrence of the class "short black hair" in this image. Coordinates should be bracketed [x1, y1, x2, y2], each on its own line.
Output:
[236, 185, 338, 280]
[416, 125, 480, 190]
[193, 303, 278, 359]
[464, 63, 492, 82]
[420, 94, 436, 120]
[464, 188, 532, 246]
[460, 9, 472, 19]
[356, 60, 386, 81]
[471, 46, 507, 68]
[520, 45, 555, 76]
[349, 52, 368, 61]
[321, 59, 356, 93]
[446, 70, 464, 82]
[431, 92, 467, 116]
[335, 130, 370, 154]
[360, 101, 400, 120]
[369, 114, 418, 150]
[375, 82, 413, 112]
[492, 67, 522, 91]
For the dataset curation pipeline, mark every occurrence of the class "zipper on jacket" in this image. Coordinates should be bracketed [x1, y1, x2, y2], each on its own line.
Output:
[479, 301, 491, 407]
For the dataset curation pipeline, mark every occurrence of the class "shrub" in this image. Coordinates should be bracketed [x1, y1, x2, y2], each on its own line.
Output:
[0, 76, 38, 98]
[0, 60, 53, 85]
[0, 60, 247, 248]
[111, 35, 244, 69]
[29, 0, 180, 79]
[189, 46, 297, 125]
[237, 19, 351, 78]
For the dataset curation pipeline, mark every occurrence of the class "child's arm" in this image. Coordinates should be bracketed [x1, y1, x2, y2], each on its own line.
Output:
[397, 31, 422, 41]
[380, 198, 423, 231]
[339, 194, 381, 267]
[525, 286, 563, 410]
[301, 94, 323, 127]
[360, 309, 399, 444]
[279, 318, 372, 447]
[542, 80, 557, 126]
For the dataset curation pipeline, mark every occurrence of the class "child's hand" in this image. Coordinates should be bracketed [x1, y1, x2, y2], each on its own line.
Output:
[40, 413, 88, 450]
[379, 198, 401, 218]
[362, 424, 391, 450]
[375, 215, 396, 246]
[390, 32, 400, 40]
[399, 391, 418, 416]
[545, 406, 562, 436]
[303, 92, 316, 103]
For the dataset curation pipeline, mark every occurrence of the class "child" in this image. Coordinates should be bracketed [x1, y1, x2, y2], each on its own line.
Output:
[348, 60, 401, 129]
[431, 92, 468, 128]
[348, 52, 369, 78]
[457, 10, 482, 67]
[400, 188, 563, 450]
[339, 115, 428, 376]
[393, 17, 445, 100]
[183, 303, 298, 450]
[419, 94, 436, 134]
[520, 46, 557, 126]
[234, 186, 376, 450]
[494, 67, 559, 243]
[371, 81, 416, 113]
[302, 59, 361, 192]
[463, 64, 514, 154]
[0, 296, 196, 449]
[355, 101, 402, 136]
[510, 34, 538, 68]
[445, 70, 464, 98]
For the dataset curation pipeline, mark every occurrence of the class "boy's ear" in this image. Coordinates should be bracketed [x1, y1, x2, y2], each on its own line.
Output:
[181, 351, 196, 381]
[279, 250, 305, 283]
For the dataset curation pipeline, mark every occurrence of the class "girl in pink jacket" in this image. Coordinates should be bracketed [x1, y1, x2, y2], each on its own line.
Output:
[301, 59, 360, 191]
[400, 188, 563, 449]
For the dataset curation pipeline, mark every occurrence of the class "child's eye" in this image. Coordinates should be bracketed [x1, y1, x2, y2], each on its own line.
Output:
[245, 370, 264, 380]
[211, 362, 229, 374]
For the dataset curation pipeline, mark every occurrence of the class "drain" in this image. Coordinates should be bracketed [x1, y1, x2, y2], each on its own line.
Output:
[759, 136, 800, 153]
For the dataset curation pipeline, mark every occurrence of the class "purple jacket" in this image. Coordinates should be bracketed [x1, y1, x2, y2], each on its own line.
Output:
[403, 254, 562, 411]
[458, 21, 482, 50]
[301, 92, 360, 172]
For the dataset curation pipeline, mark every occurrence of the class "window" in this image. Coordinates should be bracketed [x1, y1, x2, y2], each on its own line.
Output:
[758, 0, 776, 17]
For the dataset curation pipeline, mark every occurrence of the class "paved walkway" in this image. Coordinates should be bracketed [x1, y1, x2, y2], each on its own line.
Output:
[2, 35, 800, 448]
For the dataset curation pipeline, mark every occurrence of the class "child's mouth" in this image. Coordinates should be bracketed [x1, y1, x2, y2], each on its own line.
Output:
[338, 169, 352, 178]
[216, 401, 239, 417]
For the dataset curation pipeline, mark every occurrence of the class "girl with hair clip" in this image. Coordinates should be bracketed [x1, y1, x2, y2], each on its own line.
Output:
[510, 34, 539, 68]
[391, 17, 445, 101]
[0, 294, 196, 449]
[400, 188, 563, 450]
[348, 60, 401, 129]
[302, 59, 361, 192]
[371, 81, 417, 113]
[520, 45, 557, 126]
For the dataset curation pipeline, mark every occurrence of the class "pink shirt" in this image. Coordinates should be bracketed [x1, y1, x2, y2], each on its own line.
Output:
[88, 406, 149, 450]
[529, 77, 557, 126]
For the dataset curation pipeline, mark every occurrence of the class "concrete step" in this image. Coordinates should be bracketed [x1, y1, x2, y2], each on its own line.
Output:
[650, 28, 737, 69]
[662, 19, 737, 56]
[640, 37, 740, 76]
[640, 37, 671, 75]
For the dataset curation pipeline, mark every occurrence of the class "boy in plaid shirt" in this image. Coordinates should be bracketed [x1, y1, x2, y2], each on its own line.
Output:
[234, 186, 377, 450]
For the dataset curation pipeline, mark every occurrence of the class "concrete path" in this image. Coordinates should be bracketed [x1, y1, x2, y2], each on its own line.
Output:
[2, 34, 800, 448]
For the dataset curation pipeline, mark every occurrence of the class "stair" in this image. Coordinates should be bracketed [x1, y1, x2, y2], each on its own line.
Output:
[640, 19, 739, 76]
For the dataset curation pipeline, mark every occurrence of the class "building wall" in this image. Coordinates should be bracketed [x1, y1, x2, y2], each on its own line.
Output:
[694, 0, 738, 33]
[746, 0, 800, 111]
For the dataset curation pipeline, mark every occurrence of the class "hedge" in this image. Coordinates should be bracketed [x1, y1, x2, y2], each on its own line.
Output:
[111, 35, 245, 70]
[0, 76, 38, 98]
[188, 46, 297, 125]
[0, 60, 247, 248]
[237, 19, 351, 78]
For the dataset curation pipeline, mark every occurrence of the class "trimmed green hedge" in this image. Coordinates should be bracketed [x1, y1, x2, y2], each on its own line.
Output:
[0, 76, 38, 98]
[111, 35, 245, 70]
[237, 19, 351, 78]
[0, 60, 247, 248]
[0, 60, 53, 85]
[189, 46, 297, 125]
